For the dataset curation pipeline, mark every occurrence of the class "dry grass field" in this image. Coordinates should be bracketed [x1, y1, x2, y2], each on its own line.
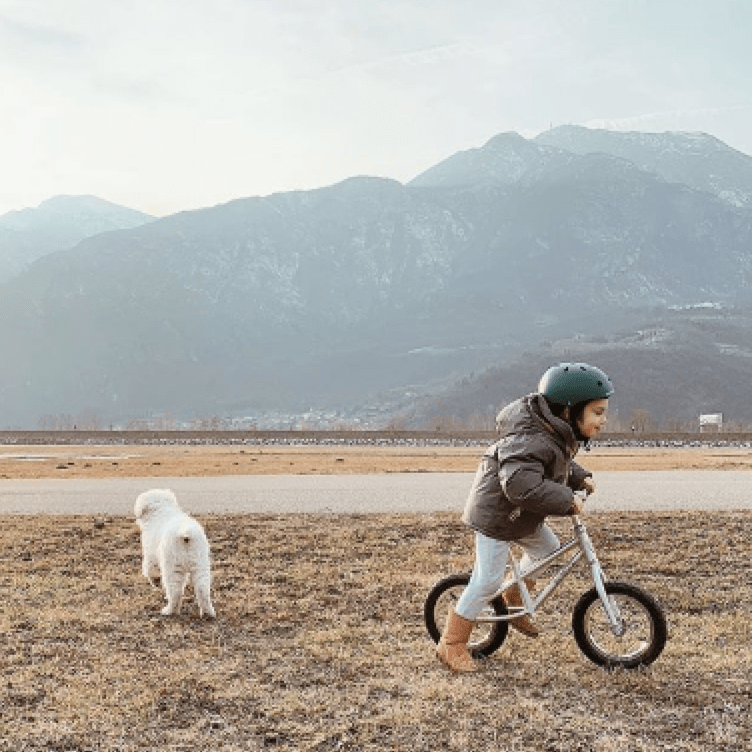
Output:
[2, 443, 751, 750]
[3, 442, 752, 479]
[2, 508, 751, 751]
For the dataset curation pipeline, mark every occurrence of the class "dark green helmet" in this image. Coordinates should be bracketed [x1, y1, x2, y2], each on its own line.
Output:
[538, 363, 614, 406]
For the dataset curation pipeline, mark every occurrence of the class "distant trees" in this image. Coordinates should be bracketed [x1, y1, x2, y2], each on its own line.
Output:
[428, 409, 497, 433]
[29, 408, 752, 434]
[125, 414, 181, 430]
[663, 417, 696, 433]
[190, 415, 230, 430]
[627, 409, 654, 433]
[37, 412, 104, 430]
[383, 416, 409, 432]
[36, 413, 232, 431]
[417, 405, 752, 435]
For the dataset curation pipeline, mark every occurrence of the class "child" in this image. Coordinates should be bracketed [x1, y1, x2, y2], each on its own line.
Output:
[437, 362, 613, 673]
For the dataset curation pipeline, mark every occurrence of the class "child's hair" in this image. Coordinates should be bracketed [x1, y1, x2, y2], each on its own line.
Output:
[544, 396, 589, 442]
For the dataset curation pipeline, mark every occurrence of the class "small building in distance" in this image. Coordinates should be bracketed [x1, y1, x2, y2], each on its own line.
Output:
[699, 413, 723, 433]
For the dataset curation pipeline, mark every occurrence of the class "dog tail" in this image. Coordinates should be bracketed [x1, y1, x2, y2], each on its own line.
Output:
[176, 521, 203, 547]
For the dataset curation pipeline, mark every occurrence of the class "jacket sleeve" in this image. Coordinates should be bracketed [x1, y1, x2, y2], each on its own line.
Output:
[567, 461, 592, 491]
[499, 450, 575, 517]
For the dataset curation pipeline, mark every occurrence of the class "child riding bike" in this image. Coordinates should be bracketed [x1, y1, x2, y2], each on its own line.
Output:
[437, 362, 613, 673]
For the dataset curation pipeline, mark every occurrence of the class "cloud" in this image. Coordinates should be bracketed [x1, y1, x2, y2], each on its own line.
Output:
[325, 41, 469, 78]
[0, 13, 83, 51]
[89, 75, 187, 107]
[584, 105, 752, 131]
[2, 0, 752, 216]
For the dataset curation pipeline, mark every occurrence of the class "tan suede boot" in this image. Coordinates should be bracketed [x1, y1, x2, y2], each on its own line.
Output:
[503, 578, 540, 638]
[436, 606, 478, 673]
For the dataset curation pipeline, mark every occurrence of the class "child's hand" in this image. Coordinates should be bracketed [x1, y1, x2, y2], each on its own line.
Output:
[571, 496, 586, 515]
[582, 477, 597, 496]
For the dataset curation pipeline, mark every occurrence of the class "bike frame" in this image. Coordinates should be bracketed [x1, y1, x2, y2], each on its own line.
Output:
[475, 515, 626, 636]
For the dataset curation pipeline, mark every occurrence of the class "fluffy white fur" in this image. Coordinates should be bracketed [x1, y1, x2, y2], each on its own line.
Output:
[134, 488, 216, 617]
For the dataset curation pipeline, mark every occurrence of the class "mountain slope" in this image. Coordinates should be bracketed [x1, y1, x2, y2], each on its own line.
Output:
[1, 129, 752, 426]
[0, 195, 154, 283]
[535, 125, 752, 207]
[403, 305, 752, 428]
[0, 179, 486, 424]
[408, 131, 574, 188]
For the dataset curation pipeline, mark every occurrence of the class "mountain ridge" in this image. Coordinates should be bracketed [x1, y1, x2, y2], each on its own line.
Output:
[403, 304, 752, 429]
[2, 128, 752, 427]
[535, 125, 752, 207]
[0, 194, 154, 284]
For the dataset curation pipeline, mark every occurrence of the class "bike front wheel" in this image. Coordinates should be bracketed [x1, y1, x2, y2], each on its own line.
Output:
[572, 580, 667, 669]
[424, 573, 509, 658]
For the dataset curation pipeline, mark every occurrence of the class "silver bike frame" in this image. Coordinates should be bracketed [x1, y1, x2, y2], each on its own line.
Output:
[475, 515, 625, 636]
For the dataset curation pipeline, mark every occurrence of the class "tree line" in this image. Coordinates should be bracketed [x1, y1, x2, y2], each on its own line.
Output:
[33, 408, 752, 434]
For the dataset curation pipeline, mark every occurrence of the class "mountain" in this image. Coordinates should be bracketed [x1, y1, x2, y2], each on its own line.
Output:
[535, 125, 752, 207]
[410, 126, 752, 209]
[0, 179, 498, 424]
[408, 131, 574, 189]
[0, 195, 154, 283]
[403, 304, 752, 429]
[1, 129, 752, 427]
[443, 151, 752, 310]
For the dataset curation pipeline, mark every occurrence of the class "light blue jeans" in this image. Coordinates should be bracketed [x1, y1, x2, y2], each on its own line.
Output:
[455, 525, 561, 620]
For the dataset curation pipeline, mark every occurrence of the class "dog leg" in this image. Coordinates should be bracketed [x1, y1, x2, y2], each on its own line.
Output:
[162, 575, 185, 616]
[193, 574, 216, 618]
[143, 556, 161, 586]
[146, 561, 162, 589]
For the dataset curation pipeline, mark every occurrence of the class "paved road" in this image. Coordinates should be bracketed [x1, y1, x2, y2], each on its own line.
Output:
[1, 470, 751, 514]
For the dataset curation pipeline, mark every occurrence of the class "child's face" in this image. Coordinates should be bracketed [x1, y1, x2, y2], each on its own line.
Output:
[577, 398, 609, 438]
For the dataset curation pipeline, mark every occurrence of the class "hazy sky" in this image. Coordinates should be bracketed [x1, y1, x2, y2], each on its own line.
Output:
[2, 0, 751, 218]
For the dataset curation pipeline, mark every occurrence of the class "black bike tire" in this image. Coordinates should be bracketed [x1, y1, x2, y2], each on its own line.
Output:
[424, 572, 509, 658]
[572, 580, 667, 669]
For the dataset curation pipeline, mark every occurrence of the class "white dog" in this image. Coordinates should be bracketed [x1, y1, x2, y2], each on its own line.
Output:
[134, 488, 216, 617]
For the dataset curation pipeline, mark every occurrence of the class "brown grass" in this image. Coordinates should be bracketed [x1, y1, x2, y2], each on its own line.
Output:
[3, 443, 752, 479]
[2, 510, 751, 751]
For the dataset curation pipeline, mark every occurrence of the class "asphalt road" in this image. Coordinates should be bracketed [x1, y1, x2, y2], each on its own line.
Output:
[1, 470, 751, 515]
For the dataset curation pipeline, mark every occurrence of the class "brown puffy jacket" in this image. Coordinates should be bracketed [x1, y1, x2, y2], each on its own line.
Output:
[461, 393, 592, 541]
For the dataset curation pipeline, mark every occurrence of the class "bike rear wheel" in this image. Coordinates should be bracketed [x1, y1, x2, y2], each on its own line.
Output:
[572, 580, 667, 669]
[424, 573, 509, 658]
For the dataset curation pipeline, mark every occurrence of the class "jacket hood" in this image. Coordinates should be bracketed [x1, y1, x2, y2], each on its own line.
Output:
[496, 393, 578, 455]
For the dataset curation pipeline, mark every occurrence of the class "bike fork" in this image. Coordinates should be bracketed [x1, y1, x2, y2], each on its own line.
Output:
[576, 518, 625, 636]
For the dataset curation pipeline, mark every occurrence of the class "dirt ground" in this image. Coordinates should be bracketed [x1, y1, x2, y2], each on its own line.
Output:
[3, 444, 751, 750]
[3, 443, 752, 479]
[2, 510, 750, 751]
